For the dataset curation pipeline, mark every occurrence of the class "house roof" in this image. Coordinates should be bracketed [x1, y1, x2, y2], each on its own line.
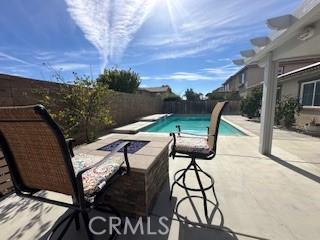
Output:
[138, 86, 170, 93]
[278, 61, 320, 80]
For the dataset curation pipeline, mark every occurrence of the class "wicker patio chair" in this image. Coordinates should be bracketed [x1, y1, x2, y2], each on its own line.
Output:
[169, 101, 228, 217]
[0, 105, 130, 240]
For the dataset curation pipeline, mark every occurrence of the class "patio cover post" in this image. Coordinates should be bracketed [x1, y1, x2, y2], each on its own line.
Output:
[259, 52, 278, 155]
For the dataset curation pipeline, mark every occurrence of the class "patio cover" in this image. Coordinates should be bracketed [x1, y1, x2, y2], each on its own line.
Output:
[236, 0, 320, 154]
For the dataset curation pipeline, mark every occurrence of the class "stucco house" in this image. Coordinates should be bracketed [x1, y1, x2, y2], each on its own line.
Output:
[278, 61, 320, 127]
[218, 57, 320, 128]
[136, 85, 171, 98]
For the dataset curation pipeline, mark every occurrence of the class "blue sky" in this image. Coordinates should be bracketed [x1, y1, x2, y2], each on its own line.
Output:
[0, 0, 301, 95]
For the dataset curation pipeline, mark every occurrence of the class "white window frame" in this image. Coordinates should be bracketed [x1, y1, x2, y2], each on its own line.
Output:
[240, 72, 245, 85]
[300, 79, 320, 108]
[225, 83, 230, 91]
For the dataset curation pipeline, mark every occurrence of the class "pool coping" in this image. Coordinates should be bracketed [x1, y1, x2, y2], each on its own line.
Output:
[112, 114, 255, 136]
[112, 121, 155, 134]
[221, 116, 256, 137]
[138, 113, 173, 121]
[140, 114, 253, 136]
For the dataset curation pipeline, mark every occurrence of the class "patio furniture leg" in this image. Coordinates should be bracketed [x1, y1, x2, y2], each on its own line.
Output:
[81, 211, 94, 240]
[170, 161, 193, 200]
[193, 159, 209, 218]
[74, 212, 80, 231]
[194, 161, 219, 205]
[46, 210, 76, 240]
[56, 213, 76, 239]
[95, 203, 123, 240]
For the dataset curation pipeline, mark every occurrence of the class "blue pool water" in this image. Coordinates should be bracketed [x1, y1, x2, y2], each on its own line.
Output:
[142, 115, 244, 136]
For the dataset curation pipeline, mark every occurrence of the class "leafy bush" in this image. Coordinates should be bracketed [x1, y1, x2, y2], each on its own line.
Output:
[275, 96, 301, 128]
[38, 74, 112, 143]
[97, 67, 140, 93]
[240, 87, 263, 118]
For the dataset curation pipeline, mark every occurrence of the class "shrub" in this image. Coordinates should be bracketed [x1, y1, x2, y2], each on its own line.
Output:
[97, 67, 140, 93]
[37, 74, 112, 143]
[275, 96, 301, 128]
[240, 87, 263, 118]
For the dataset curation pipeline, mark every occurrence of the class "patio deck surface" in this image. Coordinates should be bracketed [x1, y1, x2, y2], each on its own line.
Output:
[1, 116, 320, 240]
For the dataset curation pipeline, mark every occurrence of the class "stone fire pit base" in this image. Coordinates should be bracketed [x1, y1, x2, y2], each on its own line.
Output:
[103, 147, 169, 216]
[76, 133, 171, 216]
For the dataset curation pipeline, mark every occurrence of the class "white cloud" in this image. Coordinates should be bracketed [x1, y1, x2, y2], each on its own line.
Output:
[0, 52, 31, 65]
[51, 63, 89, 71]
[170, 72, 212, 81]
[153, 36, 236, 60]
[133, 0, 298, 62]
[142, 71, 214, 82]
[142, 63, 240, 82]
[65, 0, 156, 68]
[202, 64, 241, 80]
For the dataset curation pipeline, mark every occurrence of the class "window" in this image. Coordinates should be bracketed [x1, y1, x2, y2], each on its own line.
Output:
[300, 80, 320, 107]
[240, 73, 245, 85]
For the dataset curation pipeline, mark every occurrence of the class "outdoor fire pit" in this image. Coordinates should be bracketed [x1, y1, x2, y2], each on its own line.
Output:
[75, 133, 171, 216]
[98, 139, 150, 154]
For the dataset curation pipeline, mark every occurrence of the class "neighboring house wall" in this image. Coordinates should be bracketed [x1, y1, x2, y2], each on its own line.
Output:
[246, 66, 264, 88]
[232, 65, 264, 98]
[278, 64, 320, 128]
[221, 59, 320, 99]
[223, 76, 238, 92]
[137, 86, 171, 99]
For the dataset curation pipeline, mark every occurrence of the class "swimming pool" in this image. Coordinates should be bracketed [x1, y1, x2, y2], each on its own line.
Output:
[142, 115, 245, 136]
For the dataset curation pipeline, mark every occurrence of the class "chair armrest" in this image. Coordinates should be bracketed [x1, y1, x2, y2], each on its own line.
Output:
[169, 132, 176, 145]
[176, 125, 212, 137]
[76, 141, 131, 181]
[178, 132, 207, 137]
[75, 141, 130, 204]
[66, 138, 75, 157]
[169, 132, 177, 158]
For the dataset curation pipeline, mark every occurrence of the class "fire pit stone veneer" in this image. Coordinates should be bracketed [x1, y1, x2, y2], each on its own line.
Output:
[75, 133, 171, 216]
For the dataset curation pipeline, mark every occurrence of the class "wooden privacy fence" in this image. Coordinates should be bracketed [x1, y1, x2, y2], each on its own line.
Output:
[163, 100, 241, 114]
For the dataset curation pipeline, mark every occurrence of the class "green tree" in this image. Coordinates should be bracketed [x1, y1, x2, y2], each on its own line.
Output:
[38, 74, 112, 143]
[240, 87, 263, 118]
[184, 88, 202, 101]
[97, 67, 141, 93]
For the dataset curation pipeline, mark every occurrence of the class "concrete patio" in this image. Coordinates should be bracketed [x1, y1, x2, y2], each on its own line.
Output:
[0, 116, 319, 240]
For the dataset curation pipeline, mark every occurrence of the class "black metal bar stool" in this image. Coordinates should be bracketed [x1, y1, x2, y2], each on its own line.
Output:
[169, 101, 228, 217]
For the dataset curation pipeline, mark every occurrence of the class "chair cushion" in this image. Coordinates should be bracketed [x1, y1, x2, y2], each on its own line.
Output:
[175, 135, 212, 155]
[72, 153, 124, 202]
